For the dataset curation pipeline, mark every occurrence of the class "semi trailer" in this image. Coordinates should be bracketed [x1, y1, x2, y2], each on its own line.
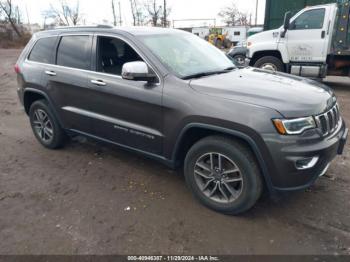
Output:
[246, 0, 350, 78]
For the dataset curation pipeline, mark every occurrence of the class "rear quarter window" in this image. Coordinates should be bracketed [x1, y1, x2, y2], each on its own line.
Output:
[28, 37, 57, 64]
[56, 35, 92, 70]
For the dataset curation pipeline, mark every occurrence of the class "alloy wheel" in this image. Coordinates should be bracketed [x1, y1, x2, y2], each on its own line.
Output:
[194, 152, 243, 203]
[32, 109, 54, 143]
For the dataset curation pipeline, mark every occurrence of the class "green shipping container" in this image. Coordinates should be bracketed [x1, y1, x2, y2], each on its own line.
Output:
[264, 0, 337, 30]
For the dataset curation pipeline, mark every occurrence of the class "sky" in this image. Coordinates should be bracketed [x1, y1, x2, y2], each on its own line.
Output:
[15, 0, 266, 28]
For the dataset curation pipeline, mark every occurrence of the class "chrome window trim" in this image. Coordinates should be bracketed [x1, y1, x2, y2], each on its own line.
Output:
[25, 59, 102, 75]
[93, 33, 162, 85]
[25, 33, 93, 69]
[24, 32, 162, 86]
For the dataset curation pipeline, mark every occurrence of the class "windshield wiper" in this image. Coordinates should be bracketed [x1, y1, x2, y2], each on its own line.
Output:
[182, 67, 235, 80]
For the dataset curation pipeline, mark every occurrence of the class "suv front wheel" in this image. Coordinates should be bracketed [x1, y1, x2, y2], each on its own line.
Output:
[29, 100, 66, 149]
[184, 136, 263, 215]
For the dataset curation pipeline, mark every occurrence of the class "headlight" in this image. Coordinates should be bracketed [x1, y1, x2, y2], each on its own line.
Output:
[272, 116, 316, 135]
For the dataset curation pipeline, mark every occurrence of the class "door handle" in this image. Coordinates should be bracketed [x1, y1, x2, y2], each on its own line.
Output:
[90, 79, 106, 86]
[45, 70, 56, 76]
[321, 30, 326, 39]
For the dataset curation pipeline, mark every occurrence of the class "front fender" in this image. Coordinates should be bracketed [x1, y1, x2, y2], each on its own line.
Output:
[171, 123, 277, 194]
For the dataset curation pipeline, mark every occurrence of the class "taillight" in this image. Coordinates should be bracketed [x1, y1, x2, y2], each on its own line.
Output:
[14, 64, 20, 74]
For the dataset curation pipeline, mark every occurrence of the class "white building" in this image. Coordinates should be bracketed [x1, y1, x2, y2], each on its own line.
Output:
[223, 26, 248, 44]
[191, 27, 210, 39]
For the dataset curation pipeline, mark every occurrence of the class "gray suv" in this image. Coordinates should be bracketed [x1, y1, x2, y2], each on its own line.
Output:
[16, 26, 348, 214]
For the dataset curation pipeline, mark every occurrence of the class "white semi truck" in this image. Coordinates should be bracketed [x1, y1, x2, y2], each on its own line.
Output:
[246, 1, 350, 78]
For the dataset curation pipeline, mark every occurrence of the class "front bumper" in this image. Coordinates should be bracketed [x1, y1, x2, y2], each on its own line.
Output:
[263, 119, 348, 191]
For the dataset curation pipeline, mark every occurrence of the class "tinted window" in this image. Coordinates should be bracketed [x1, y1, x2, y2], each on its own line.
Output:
[57, 35, 91, 70]
[290, 9, 325, 30]
[96, 36, 143, 75]
[28, 37, 57, 64]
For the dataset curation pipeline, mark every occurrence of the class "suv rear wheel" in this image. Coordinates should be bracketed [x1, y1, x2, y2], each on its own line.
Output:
[29, 100, 66, 149]
[184, 136, 262, 215]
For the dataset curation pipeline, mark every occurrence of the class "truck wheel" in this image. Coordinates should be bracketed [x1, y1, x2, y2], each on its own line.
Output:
[184, 136, 263, 215]
[254, 56, 284, 72]
[233, 54, 246, 67]
[215, 39, 223, 49]
[29, 100, 66, 149]
[223, 39, 232, 49]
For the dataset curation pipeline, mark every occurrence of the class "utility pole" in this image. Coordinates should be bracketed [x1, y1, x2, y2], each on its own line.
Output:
[112, 0, 117, 26]
[119, 1, 122, 26]
[25, 4, 30, 25]
[255, 0, 259, 25]
[163, 0, 167, 27]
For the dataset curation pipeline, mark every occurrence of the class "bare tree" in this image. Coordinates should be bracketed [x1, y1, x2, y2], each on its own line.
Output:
[236, 12, 249, 26]
[112, 0, 117, 26]
[46, 0, 82, 26]
[161, 0, 171, 27]
[145, 0, 162, 27]
[0, 0, 22, 37]
[70, 1, 80, 25]
[129, 0, 136, 26]
[16, 6, 21, 24]
[218, 1, 249, 26]
[130, 0, 144, 26]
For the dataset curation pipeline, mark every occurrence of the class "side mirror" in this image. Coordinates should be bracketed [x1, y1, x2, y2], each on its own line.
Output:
[121, 61, 157, 83]
[281, 11, 292, 38]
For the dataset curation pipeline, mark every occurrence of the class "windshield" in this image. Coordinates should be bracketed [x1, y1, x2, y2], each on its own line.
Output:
[138, 33, 235, 78]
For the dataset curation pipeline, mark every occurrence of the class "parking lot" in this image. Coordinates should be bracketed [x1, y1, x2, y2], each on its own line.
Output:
[0, 48, 350, 255]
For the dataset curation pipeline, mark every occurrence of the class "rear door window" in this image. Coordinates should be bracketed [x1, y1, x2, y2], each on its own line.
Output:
[28, 37, 57, 64]
[56, 35, 92, 70]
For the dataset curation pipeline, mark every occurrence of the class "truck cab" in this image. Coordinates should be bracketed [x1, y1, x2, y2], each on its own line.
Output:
[247, 1, 350, 78]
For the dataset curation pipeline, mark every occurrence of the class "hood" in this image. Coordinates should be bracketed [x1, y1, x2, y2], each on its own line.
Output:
[247, 29, 280, 43]
[189, 67, 335, 118]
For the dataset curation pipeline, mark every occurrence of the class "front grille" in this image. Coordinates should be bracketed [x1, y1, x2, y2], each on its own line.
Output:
[315, 103, 340, 136]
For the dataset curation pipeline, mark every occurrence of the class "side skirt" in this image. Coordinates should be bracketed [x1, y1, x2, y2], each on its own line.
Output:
[66, 129, 176, 169]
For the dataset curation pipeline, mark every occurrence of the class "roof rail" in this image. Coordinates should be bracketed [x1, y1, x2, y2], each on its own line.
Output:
[53, 24, 114, 30]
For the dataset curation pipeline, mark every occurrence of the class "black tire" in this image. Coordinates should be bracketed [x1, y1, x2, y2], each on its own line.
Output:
[184, 136, 263, 215]
[254, 56, 284, 72]
[232, 54, 246, 67]
[29, 100, 66, 149]
[223, 39, 232, 49]
[215, 39, 223, 49]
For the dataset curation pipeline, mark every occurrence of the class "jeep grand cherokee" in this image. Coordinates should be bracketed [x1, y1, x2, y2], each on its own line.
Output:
[15, 26, 348, 214]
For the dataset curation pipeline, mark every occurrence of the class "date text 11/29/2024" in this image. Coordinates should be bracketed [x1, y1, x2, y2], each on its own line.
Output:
[127, 255, 220, 261]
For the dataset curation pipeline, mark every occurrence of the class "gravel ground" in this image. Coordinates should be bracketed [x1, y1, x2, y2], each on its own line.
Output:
[0, 49, 350, 255]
